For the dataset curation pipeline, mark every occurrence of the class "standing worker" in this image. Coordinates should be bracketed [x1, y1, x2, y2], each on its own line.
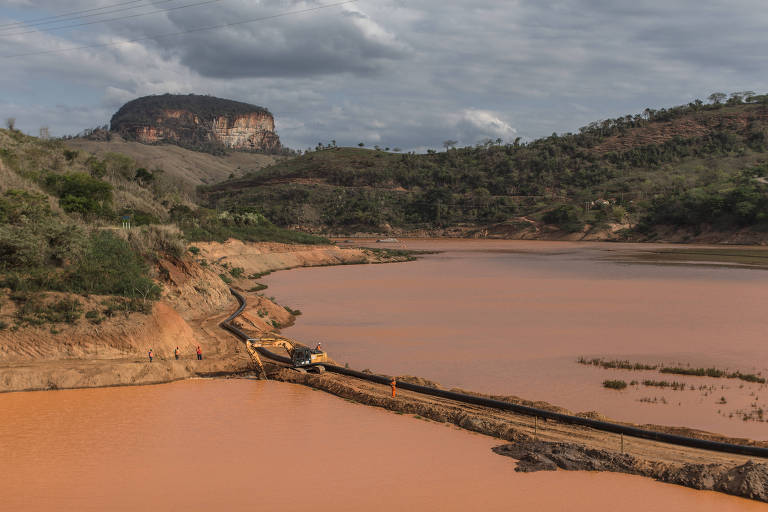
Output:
[391, 377, 397, 398]
[174, 346, 180, 360]
[148, 348, 154, 363]
[196, 345, 202, 361]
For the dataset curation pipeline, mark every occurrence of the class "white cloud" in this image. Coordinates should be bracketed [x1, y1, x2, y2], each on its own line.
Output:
[455, 109, 517, 144]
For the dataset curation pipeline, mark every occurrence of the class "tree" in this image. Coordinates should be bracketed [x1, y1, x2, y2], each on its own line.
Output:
[443, 140, 458, 151]
[5, 118, 15, 131]
[708, 92, 726, 104]
[358, 142, 365, 147]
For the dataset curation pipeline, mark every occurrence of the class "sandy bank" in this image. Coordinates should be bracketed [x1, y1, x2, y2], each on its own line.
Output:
[0, 240, 403, 393]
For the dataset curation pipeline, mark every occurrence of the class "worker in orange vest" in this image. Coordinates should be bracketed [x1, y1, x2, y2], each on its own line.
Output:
[174, 347, 180, 360]
[196, 345, 202, 361]
[148, 348, 153, 363]
[391, 377, 397, 398]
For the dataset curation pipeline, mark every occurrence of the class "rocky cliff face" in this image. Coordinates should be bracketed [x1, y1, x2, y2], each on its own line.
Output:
[110, 94, 281, 152]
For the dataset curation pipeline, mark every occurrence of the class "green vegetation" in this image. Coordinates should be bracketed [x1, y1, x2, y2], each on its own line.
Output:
[13, 294, 82, 326]
[603, 380, 628, 390]
[169, 205, 329, 244]
[0, 126, 326, 329]
[579, 356, 765, 384]
[284, 306, 302, 316]
[202, 97, 768, 237]
[659, 366, 765, 384]
[247, 283, 268, 292]
[577, 357, 657, 371]
[642, 380, 686, 390]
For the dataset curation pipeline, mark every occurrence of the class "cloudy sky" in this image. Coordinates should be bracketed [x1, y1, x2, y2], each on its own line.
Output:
[1, 0, 767, 151]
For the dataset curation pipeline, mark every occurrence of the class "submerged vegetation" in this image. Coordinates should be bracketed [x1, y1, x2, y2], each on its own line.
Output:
[659, 367, 766, 384]
[602, 380, 628, 390]
[578, 356, 765, 384]
[577, 357, 658, 371]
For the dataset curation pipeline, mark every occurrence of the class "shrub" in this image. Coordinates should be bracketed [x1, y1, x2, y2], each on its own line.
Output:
[219, 273, 233, 284]
[85, 309, 102, 324]
[100, 297, 153, 316]
[229, 267, 244, 278]
[68, 231, 161, 298]
[15, 295, 82, 325]
[543, 205, 585, 232]
[46, 172, 113, 218]
[119, 224, 185, 261]
[188, 246, 200, 255]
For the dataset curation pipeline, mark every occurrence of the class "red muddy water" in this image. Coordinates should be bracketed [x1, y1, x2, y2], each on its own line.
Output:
[265, 240, 768, 439]
[0, 379, 762, 511]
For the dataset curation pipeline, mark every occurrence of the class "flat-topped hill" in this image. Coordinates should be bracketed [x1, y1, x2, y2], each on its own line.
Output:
[110, 94, 281, 153]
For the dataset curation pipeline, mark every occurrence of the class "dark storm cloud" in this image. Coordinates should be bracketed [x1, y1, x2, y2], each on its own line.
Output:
[2, 0, 768, 148]
[99, 0, 409, 78]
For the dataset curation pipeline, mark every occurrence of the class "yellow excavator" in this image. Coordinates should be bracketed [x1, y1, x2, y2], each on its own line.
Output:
[246, 333, 330, 375]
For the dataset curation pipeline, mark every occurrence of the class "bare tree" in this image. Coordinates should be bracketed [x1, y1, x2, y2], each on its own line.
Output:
[5, 118, 15, 130]
[443, 139, 458, 151]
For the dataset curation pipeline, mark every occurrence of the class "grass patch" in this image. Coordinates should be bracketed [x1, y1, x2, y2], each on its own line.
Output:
[602, 380, 628, 390]
[247, 283, 268, 292]
[578, 357, 657, 371]
[642, 380, 686, 390]
[659, 366, 765, 384]
[13, 294, 82, 325]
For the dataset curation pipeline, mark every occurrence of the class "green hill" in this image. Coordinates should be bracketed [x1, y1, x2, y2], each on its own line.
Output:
[201, 97, 768, 241]
[0, 128, 326, 303]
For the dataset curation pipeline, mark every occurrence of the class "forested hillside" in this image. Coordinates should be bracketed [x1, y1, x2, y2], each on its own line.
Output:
[202, 96, 768, 240]
[0, 128, 326, 310]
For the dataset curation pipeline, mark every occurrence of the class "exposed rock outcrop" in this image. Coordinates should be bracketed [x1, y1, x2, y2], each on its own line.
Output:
[110, 94, 281, 152]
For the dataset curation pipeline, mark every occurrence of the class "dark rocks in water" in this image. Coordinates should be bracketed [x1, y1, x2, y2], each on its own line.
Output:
[493, 440, 768, 503]
[493, 440, 639, 473]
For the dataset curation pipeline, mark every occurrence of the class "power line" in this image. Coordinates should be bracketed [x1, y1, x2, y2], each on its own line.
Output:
[0, 0, 178, 33]
[1, 0, 357, 59]
[1, 0, 222, 37]
[0, 0, 168, 29]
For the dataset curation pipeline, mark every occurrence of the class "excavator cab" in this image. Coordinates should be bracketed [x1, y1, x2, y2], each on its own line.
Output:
[292, 346, 313, 367]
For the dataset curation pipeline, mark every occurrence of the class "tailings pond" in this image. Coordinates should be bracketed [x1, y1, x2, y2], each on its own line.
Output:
[0, 379, 762, 511]
[265, 240, 768, 440]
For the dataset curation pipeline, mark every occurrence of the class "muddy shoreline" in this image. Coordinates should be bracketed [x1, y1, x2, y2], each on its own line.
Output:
[0, 241, 412, 394]
[4, 239, 768, 502]
[271, 367, 768, 502]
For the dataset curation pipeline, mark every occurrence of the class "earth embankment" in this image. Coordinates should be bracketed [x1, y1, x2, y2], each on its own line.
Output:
[273, 367, 768, 502]
[0, 240, 401, 393]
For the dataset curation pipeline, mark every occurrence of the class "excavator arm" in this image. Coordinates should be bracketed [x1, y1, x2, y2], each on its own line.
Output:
[247, 333, 330, 367]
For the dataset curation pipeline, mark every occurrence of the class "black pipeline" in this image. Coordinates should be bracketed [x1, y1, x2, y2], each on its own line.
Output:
[223, 289, 768, 459]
